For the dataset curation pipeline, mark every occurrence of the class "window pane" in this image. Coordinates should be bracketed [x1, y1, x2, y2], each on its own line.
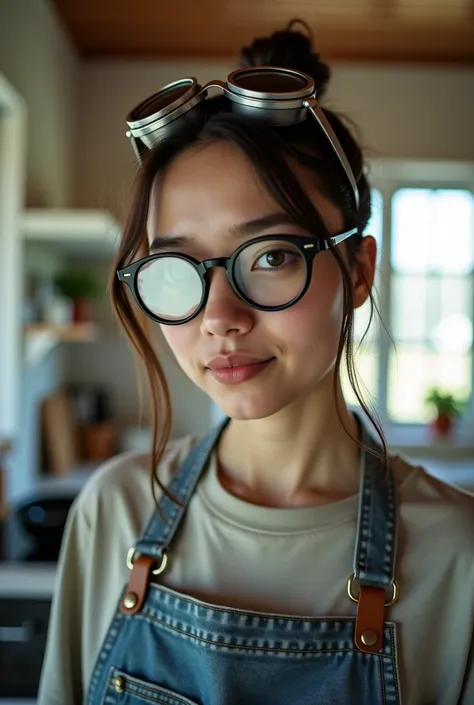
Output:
[367, 188, 383, 268]
[388, 346, 471, 422]
[342, 347, 378, 408]
[392, 189, 474, 275]
[391, 274, 428, 341]
[391, 274, 471, 347]
[431, 276, 473, 353]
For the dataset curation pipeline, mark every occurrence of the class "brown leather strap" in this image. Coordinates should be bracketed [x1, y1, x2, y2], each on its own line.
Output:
[120, 555, 154, 615]
[354, 585, 386, 653]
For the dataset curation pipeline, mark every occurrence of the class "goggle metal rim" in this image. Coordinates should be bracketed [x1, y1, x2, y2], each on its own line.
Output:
[227, 67, 315, 101]
[126, 77, 200, 131]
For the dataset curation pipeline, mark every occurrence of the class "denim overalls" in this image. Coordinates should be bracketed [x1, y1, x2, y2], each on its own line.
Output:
[86, 418, 402, 705]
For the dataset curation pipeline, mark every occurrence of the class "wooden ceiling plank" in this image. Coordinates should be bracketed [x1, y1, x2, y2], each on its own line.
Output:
[49, 0, 474, 64]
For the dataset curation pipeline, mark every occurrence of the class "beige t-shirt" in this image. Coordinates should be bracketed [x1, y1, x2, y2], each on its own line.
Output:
[38, 435, 474, 705]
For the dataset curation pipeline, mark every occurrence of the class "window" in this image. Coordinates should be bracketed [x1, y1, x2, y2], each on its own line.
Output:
[342, 165, 474, 436]
[388, 189, 473, 422]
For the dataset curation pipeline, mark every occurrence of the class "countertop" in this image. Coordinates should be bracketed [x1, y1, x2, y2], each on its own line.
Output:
[0, 563, 56, 597]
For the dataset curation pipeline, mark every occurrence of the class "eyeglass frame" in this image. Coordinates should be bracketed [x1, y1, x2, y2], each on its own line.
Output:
[117, 228, 358, 326]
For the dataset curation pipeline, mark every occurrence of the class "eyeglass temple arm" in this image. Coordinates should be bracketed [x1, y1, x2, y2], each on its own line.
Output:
[304, 98, 360, 211]
[325, 228, 359, 249]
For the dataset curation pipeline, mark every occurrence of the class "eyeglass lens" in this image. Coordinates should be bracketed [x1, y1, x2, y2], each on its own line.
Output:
[136, 238, 308, 322]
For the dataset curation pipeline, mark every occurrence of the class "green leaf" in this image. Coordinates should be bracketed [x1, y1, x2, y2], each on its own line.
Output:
[53, 269, 102, 300]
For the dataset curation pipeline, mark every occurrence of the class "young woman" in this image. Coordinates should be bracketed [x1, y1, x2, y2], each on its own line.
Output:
[38, 22, 474, 705]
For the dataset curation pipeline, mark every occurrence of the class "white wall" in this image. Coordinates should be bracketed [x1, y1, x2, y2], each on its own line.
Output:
[0, 0, 79, 207]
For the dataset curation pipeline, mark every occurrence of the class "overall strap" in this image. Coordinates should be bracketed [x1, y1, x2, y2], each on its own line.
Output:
[121, 417, 230, 615]
[352, 422, 397, 588]
[134, 417, 230, 560]
[350, 416, 399, 655]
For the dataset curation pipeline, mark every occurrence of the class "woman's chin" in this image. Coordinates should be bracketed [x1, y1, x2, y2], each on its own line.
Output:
[211, 391, 289, 422]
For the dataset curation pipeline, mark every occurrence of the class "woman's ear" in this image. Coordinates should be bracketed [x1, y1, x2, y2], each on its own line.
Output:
[351, 236, 377, 309]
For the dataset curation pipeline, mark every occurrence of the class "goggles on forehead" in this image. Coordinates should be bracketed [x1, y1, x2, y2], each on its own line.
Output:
[125, 66, 359, 210]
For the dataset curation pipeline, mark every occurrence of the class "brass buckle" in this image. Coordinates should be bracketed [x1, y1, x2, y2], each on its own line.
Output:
[126, 547, 168, 576]
[347, 573, 398, 607]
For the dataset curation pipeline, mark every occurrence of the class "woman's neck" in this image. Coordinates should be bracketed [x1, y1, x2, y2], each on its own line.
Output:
[216, 376, 362, 509]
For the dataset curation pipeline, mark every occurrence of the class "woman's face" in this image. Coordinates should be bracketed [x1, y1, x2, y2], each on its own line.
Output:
[147, 141, 374, 420]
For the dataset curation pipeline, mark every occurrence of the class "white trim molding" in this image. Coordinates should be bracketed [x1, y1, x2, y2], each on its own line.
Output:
[0, 74, 27, 442]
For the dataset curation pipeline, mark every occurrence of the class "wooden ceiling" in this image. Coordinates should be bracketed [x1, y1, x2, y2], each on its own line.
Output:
[50, 0, 474, 64]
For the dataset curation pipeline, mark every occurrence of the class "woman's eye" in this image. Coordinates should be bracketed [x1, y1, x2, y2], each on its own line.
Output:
[253, 249, 295, 270]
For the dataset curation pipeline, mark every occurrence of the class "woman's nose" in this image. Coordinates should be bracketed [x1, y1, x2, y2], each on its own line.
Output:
[200, 268, 254, 339]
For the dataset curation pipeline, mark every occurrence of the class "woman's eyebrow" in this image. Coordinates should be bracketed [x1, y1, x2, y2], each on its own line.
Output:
[228, 212, 301, 237]
[149, 213, 301, 252]
[149, 235, 188, 251]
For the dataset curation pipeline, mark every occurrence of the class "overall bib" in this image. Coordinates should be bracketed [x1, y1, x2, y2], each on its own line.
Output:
[86, 418, 401, 705]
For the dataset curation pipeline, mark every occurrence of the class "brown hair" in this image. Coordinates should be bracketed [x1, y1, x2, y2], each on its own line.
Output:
[110, 21, 388, 509]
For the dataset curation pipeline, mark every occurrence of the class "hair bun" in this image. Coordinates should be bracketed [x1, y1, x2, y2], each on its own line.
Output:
[238, 20, 331, 99]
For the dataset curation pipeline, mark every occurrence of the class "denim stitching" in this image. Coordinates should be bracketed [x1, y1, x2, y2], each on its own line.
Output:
[134, 608, 394, 659]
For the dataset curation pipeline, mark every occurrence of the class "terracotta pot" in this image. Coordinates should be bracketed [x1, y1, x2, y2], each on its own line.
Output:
[72, 298, 92, 323]
[432, 412, 453, 438]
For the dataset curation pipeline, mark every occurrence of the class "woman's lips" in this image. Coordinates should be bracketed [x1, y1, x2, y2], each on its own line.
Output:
[206, 354, 275, 384]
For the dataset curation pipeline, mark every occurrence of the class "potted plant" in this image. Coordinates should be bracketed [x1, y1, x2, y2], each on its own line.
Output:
[54, 269, 102, 323]
[425, 388, 465, 439]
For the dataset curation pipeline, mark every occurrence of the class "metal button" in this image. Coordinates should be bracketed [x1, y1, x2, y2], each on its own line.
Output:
[123, 592, 138, 610]
[113, 675, 125, 693]
[361, 629, 378, 647]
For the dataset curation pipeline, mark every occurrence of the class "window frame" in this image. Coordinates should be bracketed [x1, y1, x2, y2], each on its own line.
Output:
[364, 159, 474, 447]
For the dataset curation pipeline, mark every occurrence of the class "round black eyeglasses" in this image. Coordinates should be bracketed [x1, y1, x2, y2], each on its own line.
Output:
[117, 229, 357, 325]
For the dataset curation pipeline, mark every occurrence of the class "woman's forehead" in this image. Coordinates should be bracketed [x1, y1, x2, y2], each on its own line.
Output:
[147, 141, 343, 245]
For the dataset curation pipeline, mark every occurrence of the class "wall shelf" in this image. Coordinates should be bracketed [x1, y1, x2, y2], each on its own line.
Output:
[23, 323, 98, 367]
[22, 208, 121, 258]
[20, 208, 121, 366]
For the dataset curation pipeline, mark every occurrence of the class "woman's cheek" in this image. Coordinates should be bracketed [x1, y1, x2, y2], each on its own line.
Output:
[272, 265, 345, 341]
[160, 324, 197, 375]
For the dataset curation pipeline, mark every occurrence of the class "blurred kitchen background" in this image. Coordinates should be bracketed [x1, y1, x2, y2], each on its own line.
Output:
[0, 0, 473, 700]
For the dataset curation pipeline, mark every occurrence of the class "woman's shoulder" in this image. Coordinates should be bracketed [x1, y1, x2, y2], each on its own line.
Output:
[393, 452, 474, 503]
[392, 452, 474, 551]
[73, 433, 199, 526]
